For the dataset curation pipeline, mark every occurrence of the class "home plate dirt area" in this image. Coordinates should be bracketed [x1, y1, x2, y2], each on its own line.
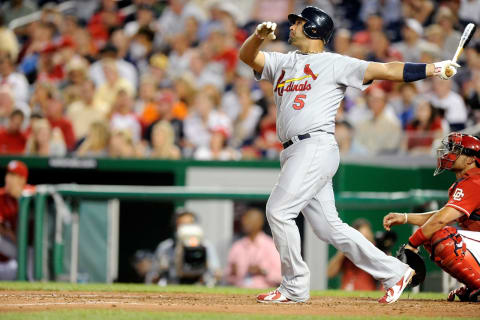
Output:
[0, 291, 478, 318]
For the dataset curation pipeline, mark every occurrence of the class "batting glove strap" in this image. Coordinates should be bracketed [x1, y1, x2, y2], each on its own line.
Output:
[433, 60, 461, 80]
[408, 228, 428, 248]
[255, 21, 277, 40]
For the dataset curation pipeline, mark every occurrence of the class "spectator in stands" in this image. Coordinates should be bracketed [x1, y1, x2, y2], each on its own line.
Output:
[335, 120, 368, 156]
[147, 210, 221, 286]
[18, 21, 55, 82]
[333, 29, 351, 56]
[194, 128, 239, 161]
[187, 48, 224, 91]
[76, 121, 110, 158]
[395, 83, 418, 128]
[0, 110, 26, 155]
[428, 77, 468, 131]
[167, 33, 194, 78]
[0, 88, 15, 128]
[0, 50, 29, 104]
[89, 43, 138, 89]
[148, 53, 171, 88]
[129, 27, 155, 75]
[147, 120, 181, 159]
[401, 0, 434, 25]
[424, 24, 448, 60]
[87, 0, 125, 49]
[108, 129, 136, 158]
[393, 19, 427, 62]
[94, 59, 135, 112]
[110, 28, 130, 63]
[44, 95, 75, 151]
[327, 218, 378, 291]
[356, 87, 402, 154]
[125, 4, 157, 37]
[0, 160, 29, 280]
[404, 99, 444, 155]
[135, 75, 159, 126]
[206, 23, 238, 84]
[183, 91, 231, 153]
[62, 56, 90, 106]
[226, 208, 281, 289]
[434, 7, 462, 61]
[67, 79, 108, 141]
[366, 31, 403, 63]
[25, 118, 66, 157]
[353, 12, 384, 46]
[155, 0, 206, 49]
[360, 0, 402, 32]
[230, 88, 263, 149]
[110, 90, 141, 143]
[253, 102, 282, 159]
[0, 14, 19, 62]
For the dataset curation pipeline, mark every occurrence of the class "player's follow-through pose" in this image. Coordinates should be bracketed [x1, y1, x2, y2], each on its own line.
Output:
[239, 6, 460, 304]
[384, 133, 480, 302]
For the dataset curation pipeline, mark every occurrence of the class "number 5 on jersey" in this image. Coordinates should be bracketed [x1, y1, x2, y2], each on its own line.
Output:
[293, 94, 306, 110]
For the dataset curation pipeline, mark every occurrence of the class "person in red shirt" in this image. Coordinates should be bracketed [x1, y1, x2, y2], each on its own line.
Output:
[0, 110, 27, 154]
[384, 133, 480, 302]
[0, 160, 28, 280]
[404, 100, 443, 154]
[327, 219, 378, 291]
[45, 97, 75, 150]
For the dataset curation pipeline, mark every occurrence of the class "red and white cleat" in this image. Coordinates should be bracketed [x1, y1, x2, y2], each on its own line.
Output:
[448, 286, 471, 302]
[378, 268, 415, 304]
[256, 289, 298, 304]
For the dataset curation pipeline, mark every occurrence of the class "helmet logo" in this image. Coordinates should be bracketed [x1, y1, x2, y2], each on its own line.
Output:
[452, 188, 464, 201]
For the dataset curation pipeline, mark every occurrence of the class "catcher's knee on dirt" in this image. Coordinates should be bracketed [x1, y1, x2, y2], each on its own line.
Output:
[426, 226, 480, 290]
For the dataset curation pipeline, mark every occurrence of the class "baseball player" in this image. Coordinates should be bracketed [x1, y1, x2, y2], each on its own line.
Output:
[0, 160, 28, 280]
[239, 6, 460, 304]
[384, 133, 480, 302]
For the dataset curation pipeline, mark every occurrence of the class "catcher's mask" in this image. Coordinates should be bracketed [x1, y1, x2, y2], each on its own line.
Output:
[434, 133, 480, 176]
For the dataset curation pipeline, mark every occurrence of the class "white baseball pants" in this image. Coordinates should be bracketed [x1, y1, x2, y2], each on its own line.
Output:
[266, 133, 409, 301]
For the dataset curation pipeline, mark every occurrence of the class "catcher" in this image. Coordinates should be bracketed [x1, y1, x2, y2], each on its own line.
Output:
[384, 132, 480, 302]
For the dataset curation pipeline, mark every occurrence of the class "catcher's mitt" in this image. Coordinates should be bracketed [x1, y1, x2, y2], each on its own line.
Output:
[396, 244, 426, 287]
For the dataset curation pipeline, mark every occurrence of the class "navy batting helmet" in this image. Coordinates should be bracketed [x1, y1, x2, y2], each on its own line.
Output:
[288, 7, 334, 43]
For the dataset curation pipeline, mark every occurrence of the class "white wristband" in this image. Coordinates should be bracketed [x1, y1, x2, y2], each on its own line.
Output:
[404, 213, 408, 224]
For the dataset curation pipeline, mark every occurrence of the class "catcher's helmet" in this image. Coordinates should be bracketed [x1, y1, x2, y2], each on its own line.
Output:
[435, 132, 480, 176]
[288, 6, 334, 43]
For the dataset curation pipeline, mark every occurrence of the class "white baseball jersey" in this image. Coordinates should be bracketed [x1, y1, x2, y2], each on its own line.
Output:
[256, 51, 371, 142]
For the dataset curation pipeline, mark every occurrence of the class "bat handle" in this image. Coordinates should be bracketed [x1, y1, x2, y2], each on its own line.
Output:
[452, 47, 463, 64]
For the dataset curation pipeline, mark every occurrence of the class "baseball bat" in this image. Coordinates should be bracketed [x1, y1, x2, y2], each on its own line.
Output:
[445, 23, 476, 77]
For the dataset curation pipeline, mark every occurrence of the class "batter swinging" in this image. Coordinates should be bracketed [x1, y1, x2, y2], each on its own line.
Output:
[239, 6, 460, 304]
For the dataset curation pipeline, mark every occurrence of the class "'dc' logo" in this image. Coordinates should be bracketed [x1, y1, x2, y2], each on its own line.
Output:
[453, 188, 464, 201]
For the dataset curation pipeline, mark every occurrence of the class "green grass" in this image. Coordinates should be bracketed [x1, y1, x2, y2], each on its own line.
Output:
[0, 281, 446, 300]
[0, 310, 475, 320]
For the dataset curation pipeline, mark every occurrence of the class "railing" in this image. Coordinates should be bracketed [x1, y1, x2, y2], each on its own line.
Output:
[16, 184, 448, 283]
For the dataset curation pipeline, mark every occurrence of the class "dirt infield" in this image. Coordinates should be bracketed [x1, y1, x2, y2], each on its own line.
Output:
[0, 291, 478, 317]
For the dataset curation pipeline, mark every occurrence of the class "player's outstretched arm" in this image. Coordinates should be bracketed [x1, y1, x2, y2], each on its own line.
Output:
[383, 211, 437, 230]
[406, 206, 464, 252]
[363, 60, 460, 85]
[239, 22, 276, 74]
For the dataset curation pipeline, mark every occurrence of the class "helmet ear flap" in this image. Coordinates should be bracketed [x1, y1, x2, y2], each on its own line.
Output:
[303, 21, 319, 38]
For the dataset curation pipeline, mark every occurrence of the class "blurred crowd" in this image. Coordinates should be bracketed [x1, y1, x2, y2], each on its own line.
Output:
[0, 0, 480, 160]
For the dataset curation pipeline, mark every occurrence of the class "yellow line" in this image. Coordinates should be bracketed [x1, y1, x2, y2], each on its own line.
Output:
[277, 74, 317, 88]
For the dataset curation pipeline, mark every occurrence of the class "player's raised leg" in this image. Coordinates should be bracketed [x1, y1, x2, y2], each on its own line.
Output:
[302, 179, 414, 304]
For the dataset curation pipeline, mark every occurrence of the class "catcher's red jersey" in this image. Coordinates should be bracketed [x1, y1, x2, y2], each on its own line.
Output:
[446, 168, 480, 231]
